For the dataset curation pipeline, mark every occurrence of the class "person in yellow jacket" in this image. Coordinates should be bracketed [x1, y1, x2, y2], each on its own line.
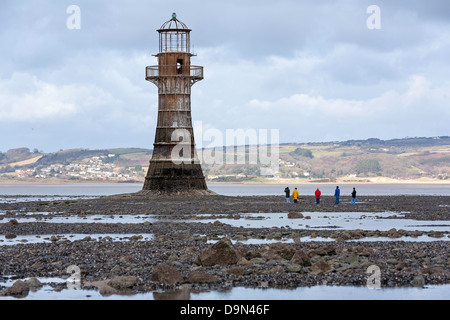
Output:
[292, 187, 299, 203]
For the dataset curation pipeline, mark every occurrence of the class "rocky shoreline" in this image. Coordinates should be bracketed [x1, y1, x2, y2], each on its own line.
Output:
[0, 193, 449, 298]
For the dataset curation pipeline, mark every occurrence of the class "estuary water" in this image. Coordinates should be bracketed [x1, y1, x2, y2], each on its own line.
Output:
[0, 182, 449, 197]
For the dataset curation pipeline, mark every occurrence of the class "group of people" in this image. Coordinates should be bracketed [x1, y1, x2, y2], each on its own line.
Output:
[284, 186, 357, 204]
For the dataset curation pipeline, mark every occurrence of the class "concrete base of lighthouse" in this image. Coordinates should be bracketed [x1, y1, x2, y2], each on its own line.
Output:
[143, 160, 208, 193]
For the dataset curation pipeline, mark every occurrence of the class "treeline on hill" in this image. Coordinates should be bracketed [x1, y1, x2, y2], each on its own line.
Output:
[0, 148, 37, 165]
[327, 136, 450, 148]
[0, 148, 112, 172]
[34, 149, 111, 167]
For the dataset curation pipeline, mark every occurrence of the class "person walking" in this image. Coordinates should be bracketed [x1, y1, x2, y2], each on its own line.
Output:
[284, 187, 291, 203]
[334, 186, 340, 205]
[293, 187, 299, 203]
[351, 188, 357, 204]
[315, 188, 321, 204]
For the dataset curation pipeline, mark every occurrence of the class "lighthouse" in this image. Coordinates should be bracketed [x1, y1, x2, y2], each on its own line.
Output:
[143, 13, 208, 193]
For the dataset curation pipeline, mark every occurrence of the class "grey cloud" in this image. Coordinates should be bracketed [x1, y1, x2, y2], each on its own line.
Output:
[0, 0, 449, 151]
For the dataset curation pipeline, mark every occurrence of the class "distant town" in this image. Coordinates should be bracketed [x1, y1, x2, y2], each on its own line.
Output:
[1, 136, 449, 183]
[14, 154, 142, 182]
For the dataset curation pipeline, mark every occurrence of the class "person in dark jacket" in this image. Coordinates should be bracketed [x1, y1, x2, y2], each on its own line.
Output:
[315, 188, 321, 204]
[284, 187, 290, 203]
[351, 188, 357, 204]
[334, 186, 340, 204]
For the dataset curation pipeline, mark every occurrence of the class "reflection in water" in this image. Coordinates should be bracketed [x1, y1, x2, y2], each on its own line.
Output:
[0, 280, 448, 300]
[0, 214, 158, 224]
[0, 234, 154, 246]
[153, 287, 191, 300]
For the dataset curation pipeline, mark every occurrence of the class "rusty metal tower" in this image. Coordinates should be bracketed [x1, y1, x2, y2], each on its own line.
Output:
[143, 13, 208, 193]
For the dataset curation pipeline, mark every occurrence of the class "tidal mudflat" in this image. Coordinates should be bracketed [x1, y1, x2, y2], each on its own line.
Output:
[0, 192, 448, 299]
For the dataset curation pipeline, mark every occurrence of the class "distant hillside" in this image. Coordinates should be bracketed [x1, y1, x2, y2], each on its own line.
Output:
[0, 137, 449, 182]
[275, 136, 450, 181]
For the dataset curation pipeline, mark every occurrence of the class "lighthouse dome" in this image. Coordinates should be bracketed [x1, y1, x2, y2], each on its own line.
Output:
[158, 13, 191, 31]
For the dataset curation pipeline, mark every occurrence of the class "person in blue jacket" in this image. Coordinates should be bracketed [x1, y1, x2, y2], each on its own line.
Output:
[334, 186, 340, 204]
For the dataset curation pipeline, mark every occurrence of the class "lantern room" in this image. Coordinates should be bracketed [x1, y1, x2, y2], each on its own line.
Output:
[158, 13, 192, 54]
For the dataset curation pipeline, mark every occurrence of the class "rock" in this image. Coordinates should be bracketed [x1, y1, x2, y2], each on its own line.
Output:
[86, 280, 118, 296]
[428, 231, 444, 238]
[288, 212, 304, 219]
[395, 263, 404, 271]
[421, 267, 444, 275]
[267, 265, 284, 274]
[119, 255, 136, 264]
[198, 238, 242, 266]
[331, 231, 351, 241]
[5, 233, 17, 239]
[189, 271, 219, 284]
[349, 229, 365, 239]
[167, 253, 178, 262]
[411, 275, 425, 288]
[8, 219, 19, 225]
[129, 235, 143, 241]
[0, 280, 29, 297]
[237, 257, 252, 266]
[324, 245, 337, 255]
[339, 232, 351, 241]
[232, 234, 247, 241]
[285, 263, 302, 273]
[31, 262, 44, 270]
[291, 250, 311, 266]
[415, 251, 427, 259]
[351, 246, 373, 257]
[309, 248, 327, 256]
[343, 254, 359, 264]
[311, 260, 332, 274]
[386, 259, 398, 265]
[227, 267, 245, 276]
[250, 258, 266, 265]
[108, 276, 138, 289]
[111, 265, 122, 273]
[263, 243, 296, 260]
[25, 277, 43, 289]
[347, 260, 362, 270]
[150, 264, 184, 284]
[387, 228, 402, 238]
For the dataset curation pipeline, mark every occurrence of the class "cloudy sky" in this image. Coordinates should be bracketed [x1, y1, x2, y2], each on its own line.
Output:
[0, 0, 449, 152]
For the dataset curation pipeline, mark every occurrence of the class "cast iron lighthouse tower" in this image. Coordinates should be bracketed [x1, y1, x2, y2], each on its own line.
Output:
[143, 13, 208, 192]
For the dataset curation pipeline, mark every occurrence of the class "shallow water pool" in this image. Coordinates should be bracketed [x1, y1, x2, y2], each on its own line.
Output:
[165, 212, 450, 232]
[0, 280, 448, 300]
[0, 234, 154, 246]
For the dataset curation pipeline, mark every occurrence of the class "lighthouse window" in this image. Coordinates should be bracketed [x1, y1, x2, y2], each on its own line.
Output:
[177, 59, 183, 74]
